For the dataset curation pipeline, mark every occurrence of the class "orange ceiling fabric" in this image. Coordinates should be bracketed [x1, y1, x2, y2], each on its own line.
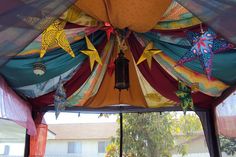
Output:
[84, 44, 148, 108]
[76, 0, 172, 32]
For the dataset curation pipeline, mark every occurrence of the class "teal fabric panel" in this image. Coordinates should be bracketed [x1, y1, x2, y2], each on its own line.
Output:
[144, 33, 236, 85]
[0, 31, 105, 87]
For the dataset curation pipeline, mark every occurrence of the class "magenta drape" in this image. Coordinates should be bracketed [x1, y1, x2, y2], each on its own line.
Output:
[0, 76, 36, 135]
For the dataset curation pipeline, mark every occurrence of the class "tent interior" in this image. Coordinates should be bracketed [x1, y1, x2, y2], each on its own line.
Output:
[1, 0, 236, 157]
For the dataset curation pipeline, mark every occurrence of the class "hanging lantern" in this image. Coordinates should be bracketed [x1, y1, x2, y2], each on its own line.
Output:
[33, 62, 46, 76]
[114, 50, 129, 90]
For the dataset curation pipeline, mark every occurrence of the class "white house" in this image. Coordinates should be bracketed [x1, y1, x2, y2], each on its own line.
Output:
[45, 123, 117, 157]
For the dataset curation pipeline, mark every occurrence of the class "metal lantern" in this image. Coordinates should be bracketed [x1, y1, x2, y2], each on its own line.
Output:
[114, 50, 129, 90]
[33, 62, 46, 76]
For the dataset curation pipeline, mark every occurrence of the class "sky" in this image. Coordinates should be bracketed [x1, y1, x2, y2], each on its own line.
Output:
[44, 112, 118, 124]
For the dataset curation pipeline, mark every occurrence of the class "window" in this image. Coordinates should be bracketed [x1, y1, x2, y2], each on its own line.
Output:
[0, 119, 25, 157]
[98, 141, 109, 153]
[67, 142, 82, 154]
[3, 145, 10, 155]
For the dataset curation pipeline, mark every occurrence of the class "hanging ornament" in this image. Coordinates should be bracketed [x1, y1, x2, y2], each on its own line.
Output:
[54, 78, 67, 119]
[102, 22, 114, 41]
[137, 42, 162, 68]
[176, 81, 194, 114]
[40, 19, 75, 58]
[176, 28, 234, 79]
[80, 36, 102, 71]
[114, 50, 129, 90]
[33, 62, 46, 76]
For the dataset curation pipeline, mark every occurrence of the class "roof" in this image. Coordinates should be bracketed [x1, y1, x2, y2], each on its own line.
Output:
[48, 122, 118, 140]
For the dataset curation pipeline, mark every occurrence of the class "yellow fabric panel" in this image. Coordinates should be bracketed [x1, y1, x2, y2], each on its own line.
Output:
[60, 5, 102, 27]
[76, 0, 172, 32]
[84, 43, 147, 108]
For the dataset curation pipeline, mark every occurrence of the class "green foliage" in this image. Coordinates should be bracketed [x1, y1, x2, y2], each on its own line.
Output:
[106, 112, 202, 157]
[220, 135, 236, 156]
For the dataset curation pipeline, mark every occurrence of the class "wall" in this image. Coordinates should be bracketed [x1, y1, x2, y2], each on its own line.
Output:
[45, 139, 107, 157]
[0, 143, 25, 157]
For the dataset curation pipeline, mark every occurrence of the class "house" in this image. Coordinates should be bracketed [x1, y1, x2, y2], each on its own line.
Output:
[45, 123, 118, 157]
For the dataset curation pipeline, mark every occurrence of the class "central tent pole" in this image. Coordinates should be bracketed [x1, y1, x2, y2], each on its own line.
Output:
[120, 112, 123, 157]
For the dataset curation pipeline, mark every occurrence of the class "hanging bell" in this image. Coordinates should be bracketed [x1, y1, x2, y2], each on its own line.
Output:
[114, 50, 129, 90]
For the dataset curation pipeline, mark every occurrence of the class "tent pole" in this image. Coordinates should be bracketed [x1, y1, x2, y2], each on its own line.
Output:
[208, 108, 221, 157]
[120, 112, 123, 157]
[24, 131, 30, 157]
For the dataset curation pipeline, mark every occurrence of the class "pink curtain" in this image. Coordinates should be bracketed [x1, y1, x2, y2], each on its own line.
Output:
[216, 92, 236, 138]
[0, 76, 36, 135]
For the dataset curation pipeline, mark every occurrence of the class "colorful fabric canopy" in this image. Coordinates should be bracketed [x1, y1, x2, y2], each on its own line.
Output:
[0, 0, 235, 114]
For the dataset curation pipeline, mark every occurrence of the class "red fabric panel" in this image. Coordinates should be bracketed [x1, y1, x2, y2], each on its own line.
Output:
[29, 39, 107, 108]
[128, 33, 214, 108]
[30, 124, 48, 157]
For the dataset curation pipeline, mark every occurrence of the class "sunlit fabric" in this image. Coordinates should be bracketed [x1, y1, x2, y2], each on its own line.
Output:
[0, 76, 36, 135]
[76, 0, 172, 32]
[0, 31, 106, 87]
[0, 0, 75, 66]
[176, 0, 236, 45]
[144, 32, 236, 85]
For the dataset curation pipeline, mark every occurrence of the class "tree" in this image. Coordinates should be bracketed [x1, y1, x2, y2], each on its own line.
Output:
[219, 135, 236, 156]
[106, 112, 202, 157]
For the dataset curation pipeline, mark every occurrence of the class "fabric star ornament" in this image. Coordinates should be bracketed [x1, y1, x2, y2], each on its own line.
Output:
[40, 19, 75, 58]
[176, 28, 233, 79]
[137, 42, 162, 68]
[80, 36, 102, 70]
[54, 78, 67, 119]
[176, 82, 194, 115]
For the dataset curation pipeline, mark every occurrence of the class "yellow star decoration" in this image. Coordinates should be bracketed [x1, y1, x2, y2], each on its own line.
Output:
[137, 42, 162, 68]
[40, 19, 75, 58]
[80, 36, 102, 70]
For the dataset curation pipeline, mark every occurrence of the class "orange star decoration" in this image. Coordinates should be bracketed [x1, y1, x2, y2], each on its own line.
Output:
[137, 42, 162, 68]
[40, 19, 75, 58]
[80, 36, 102, 70]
